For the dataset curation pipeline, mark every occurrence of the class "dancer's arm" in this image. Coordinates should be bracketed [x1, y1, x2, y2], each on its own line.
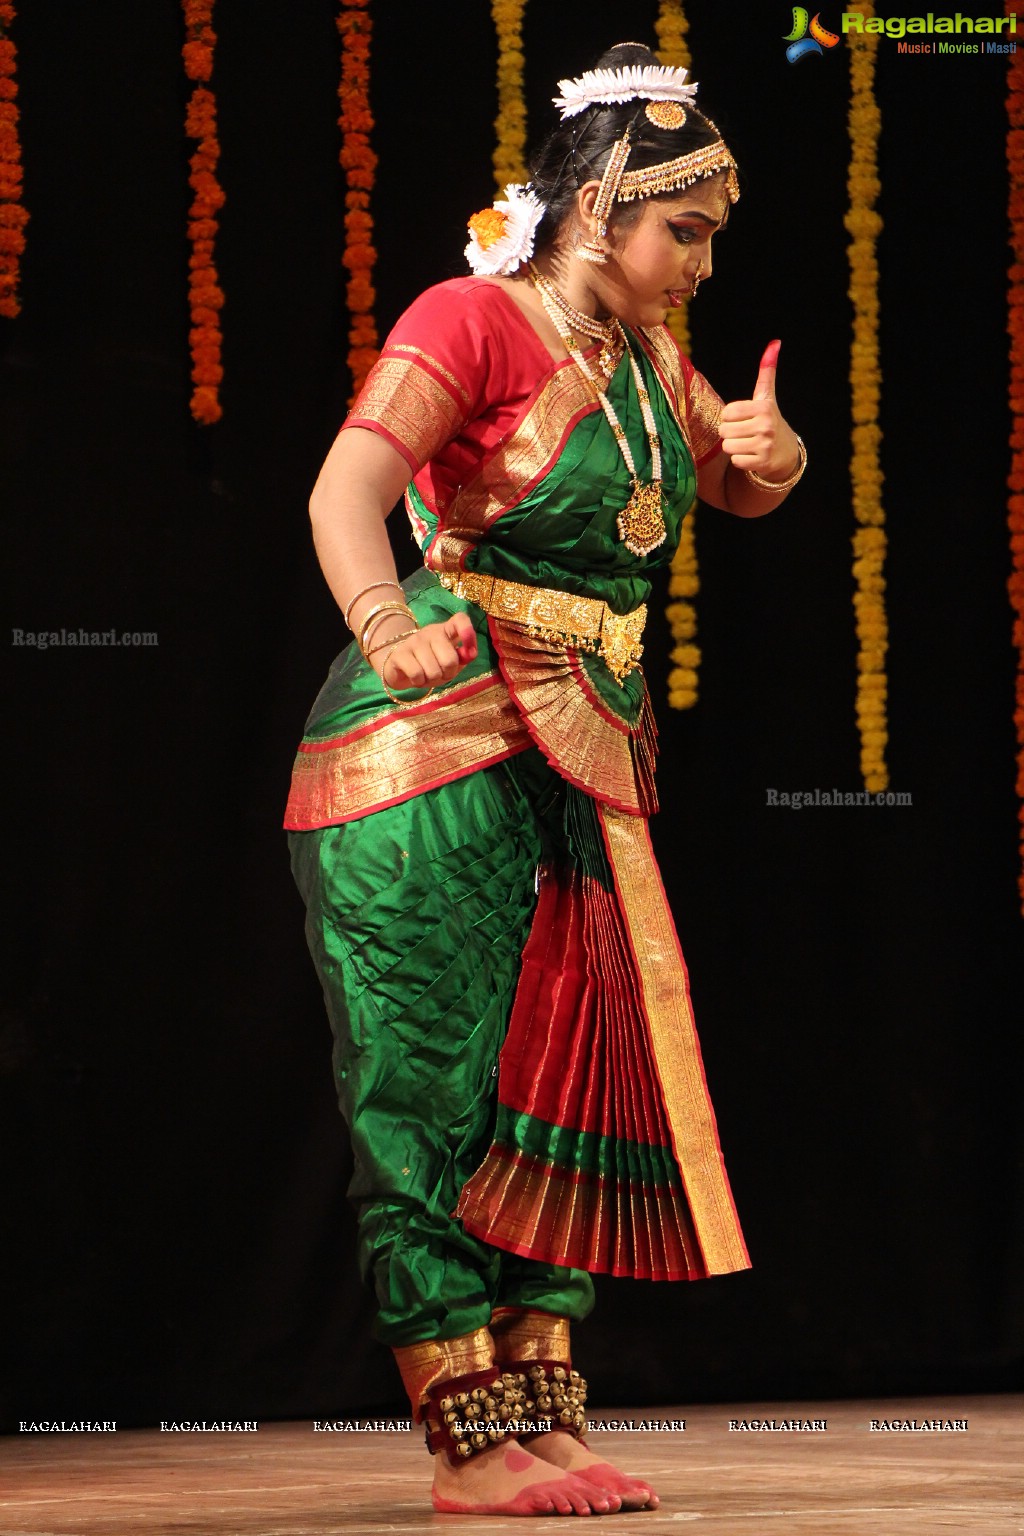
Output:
[309, 426, 477, 687]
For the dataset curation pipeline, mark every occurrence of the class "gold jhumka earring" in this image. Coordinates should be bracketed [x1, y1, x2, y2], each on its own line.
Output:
[575, 237, 609, 266]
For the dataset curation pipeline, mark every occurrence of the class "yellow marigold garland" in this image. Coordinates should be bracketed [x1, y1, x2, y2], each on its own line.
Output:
[491, 0, 527, 193]
[182, 0, 224, 425]
[656, 1, 700, 710]
[337, 0, 378, 402]
[0, 0, 28, 319]
[1007, 0, 1024, 909]
[845, 1, 889, 791]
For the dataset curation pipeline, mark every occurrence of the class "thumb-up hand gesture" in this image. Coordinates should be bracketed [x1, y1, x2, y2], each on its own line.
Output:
[718, 341, 802, 483]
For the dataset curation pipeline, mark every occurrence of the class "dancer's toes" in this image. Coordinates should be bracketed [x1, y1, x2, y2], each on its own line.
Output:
[559, 1479, 617, 1516]
[575, 1463, 658, 1509]
[523, 1429, 657, 1510]
[431, 1438, 618, 1516]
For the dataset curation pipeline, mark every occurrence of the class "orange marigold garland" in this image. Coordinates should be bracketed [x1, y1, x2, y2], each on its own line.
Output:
[337, 0, 378, 402]
[491, 0, 527, 194]
[845, 0, 889, 792]
[1007, 0, 1024, 909]
[0, 1, 29, 320]
[182, 0, 224, 424]
[656, 1, 701, 711]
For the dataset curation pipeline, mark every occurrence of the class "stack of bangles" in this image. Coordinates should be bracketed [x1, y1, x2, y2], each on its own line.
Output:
[343, 580, 436, 707]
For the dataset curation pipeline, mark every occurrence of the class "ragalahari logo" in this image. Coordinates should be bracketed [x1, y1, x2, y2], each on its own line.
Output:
[784, 8, 842, 61]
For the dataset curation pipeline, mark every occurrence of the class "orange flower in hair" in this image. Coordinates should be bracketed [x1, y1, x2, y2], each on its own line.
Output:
[468, 208, 508, 250]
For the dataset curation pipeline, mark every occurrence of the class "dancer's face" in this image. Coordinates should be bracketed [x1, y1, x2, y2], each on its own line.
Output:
[597, 176, 730, 328]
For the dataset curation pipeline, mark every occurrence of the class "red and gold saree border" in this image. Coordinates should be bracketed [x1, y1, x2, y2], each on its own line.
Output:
[454, 850, 744, 1281]
[491, 619, 648, 816]
[598, 803, 750, 1275]
[457, 1144, 703, 1282]
[425, 362, 600, 560]
[283, 672, 532, 830]
[636, 324, 725, 470]
[636, 324, 686, 429]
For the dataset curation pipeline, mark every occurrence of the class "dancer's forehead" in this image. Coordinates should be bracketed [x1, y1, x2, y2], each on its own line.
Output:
[654, 178, 731, 227]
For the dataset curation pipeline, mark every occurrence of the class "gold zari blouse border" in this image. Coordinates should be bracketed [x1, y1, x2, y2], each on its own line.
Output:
[346, 351, 467, 472]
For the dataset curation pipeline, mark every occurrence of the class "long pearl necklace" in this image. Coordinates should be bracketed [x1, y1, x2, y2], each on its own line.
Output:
[530, 264, 667, 558]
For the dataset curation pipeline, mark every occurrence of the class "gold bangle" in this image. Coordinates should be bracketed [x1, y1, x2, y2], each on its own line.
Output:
[381, 643, 436, 708]
[361, 609, 417, 657]
[344, 580, 404, 631]
[364, 626, 417, 658]
[744, 434, 807, 493]
[358, 600, 415, 652]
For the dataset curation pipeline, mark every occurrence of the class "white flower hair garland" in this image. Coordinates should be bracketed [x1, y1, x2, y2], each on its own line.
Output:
[464, 182, 546, 277]
[552, 63, 698, 120]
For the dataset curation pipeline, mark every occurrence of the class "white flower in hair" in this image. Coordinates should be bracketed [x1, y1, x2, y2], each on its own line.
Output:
[553, 64, 698, 120]
[464, 183, 546, 277]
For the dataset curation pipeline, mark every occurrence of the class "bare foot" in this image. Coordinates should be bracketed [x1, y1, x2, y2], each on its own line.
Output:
[431, 1438, 622, 1516]
[522, 1428, 659, 1511]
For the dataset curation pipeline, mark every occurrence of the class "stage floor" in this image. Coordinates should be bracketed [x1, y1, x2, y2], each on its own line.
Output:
[1, 1395, 1020, 1534]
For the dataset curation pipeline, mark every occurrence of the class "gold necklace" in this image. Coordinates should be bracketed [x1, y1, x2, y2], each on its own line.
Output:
[530, 266, 667, 558]
[530, 268, 623, 377]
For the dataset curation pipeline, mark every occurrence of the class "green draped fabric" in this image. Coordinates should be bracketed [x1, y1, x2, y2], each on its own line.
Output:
[289, 749, 594, 1344]
[288, 330, 703, 1342]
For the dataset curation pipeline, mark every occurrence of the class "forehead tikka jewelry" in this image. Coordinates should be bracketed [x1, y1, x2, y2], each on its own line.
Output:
[554, 61, 740, 240]
[592, 132, 740, 239]
[645, 100, 686, 129]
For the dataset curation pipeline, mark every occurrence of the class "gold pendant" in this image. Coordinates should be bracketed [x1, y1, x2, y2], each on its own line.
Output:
[617, 480, 667, 558]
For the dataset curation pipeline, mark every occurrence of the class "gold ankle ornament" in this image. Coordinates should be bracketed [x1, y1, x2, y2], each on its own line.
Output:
[519, 1362, 588, 1438]
[424, 1369, 535, 1465]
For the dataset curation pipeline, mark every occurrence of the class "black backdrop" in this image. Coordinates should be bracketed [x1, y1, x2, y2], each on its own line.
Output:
[3, 0, 1023, 1431]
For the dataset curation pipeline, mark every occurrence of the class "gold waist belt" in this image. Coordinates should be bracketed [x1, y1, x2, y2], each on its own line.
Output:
[436, 569, 646, 685]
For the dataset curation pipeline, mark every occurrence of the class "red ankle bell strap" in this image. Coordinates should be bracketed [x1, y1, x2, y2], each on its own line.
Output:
[423, 1368, 539, 1466]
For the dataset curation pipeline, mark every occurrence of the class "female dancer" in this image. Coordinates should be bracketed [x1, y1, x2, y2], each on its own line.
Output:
[285, 41, 805, 1517]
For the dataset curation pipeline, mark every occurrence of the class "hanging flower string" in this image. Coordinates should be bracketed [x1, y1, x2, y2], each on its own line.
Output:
[0, 0, 28, 319]
[337, 0, 377, 402]
[655, 1, 691, 360]
[182, 0, 224, 424]
[1007, 0, 1024, 910]
[491, 0, 527, 194]
[655, 0, 701, 711]
[845, 0, 889, 791]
